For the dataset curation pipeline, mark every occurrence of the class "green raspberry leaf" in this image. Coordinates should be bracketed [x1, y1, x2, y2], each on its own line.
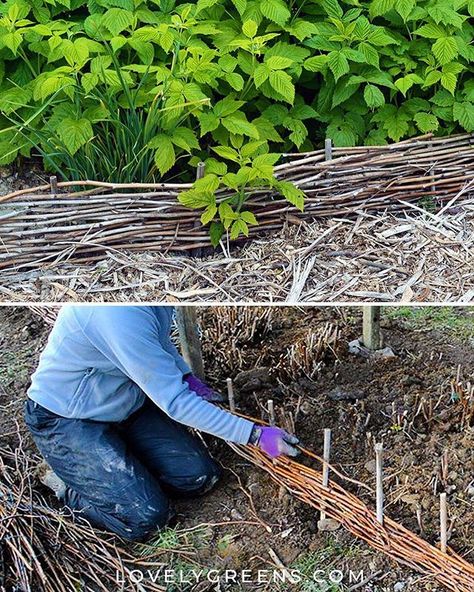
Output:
[240, 210, 258, 225]
[230, 218, 249, 239]
[57, 118, 93, 155]
[102, 8, 134, 36]
[414, 112, 439, 133]
[260, 0, 290, 25]
[151, 134, 176, 175]
[221, 112, 260, 138]
[242, 19, 257, 38]
[432, 37, 459, 65]
[364, 84, 385, 108]
[327, 51, 349, 82]
[275, 180, 305, 211]
[200, 204, 218, 225]
[414, 23, 446, 39]
[210, 221, 225, 247]
[453, 101, 474, 132]
[269, 70, 295, 104]
[171, 127, 200, 152]
[304, 55, 328, 73]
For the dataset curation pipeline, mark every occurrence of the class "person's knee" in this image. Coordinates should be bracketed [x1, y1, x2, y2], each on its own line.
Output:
[176, 455, 221, 496]
[121, 499, 173, 541]
[196, 458, 221, 493]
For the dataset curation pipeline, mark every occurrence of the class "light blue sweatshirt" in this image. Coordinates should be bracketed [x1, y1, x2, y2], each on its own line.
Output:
[28, 306, 254, 444]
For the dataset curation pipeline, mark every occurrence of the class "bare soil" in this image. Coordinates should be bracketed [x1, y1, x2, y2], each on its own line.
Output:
[0, 306, 473, 591]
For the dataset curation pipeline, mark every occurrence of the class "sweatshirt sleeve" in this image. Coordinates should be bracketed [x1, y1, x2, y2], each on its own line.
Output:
[160, 328, 192, 376]
[79, 307, 253, 444]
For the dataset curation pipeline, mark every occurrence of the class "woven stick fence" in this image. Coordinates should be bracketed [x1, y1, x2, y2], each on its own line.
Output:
[229, 441, 474, 592]
[1, 133, 473, 271]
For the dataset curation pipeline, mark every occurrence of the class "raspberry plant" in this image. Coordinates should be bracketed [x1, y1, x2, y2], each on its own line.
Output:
[0, 0, 473, 240]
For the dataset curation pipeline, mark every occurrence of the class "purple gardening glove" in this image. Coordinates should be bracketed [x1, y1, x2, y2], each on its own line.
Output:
[184, 374, 225, 403]
[248, 425, 300, 459]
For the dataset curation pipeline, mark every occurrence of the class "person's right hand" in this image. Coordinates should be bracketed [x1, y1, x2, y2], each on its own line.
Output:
[249, 425, 300, 459]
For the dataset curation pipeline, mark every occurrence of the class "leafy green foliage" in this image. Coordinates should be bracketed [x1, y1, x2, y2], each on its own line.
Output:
[181, 142, 304, 245]
[0, 0, 473, 241]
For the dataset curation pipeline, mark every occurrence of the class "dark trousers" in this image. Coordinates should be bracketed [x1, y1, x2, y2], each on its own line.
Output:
[24, 398, 221, 541]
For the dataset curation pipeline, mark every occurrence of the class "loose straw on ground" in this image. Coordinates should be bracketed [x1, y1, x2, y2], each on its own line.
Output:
[0, 444, 167, 592]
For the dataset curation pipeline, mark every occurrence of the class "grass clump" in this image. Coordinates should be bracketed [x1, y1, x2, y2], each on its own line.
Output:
[385, 307, 474, 341]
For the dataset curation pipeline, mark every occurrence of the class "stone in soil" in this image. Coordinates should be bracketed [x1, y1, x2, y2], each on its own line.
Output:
[327, 386, 367, 401]
[317, 518, 340, 532]
[234, 367, 272, 392]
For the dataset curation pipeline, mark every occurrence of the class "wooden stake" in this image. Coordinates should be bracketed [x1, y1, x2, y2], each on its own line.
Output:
[429, 142, 437, 194]
[375, 443, 384, 525]
[325, 138, 333, 161]
[268, 400, 275, 425]
[175, 307, 204, 380]
[196, 161, 205, 180]
[192, 162, 206, 258]
[440, 493, 448, 553]
[441, 449, 449, 485]
[416, 506, 424, 535]
[226, 378, 236, 413]
[320, 428, 332, 521]
[50, 176, 58, 196]
[363, 306, 382, 351]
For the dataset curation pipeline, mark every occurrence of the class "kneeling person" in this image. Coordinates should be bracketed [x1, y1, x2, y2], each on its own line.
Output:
[25, 306, 299, 540]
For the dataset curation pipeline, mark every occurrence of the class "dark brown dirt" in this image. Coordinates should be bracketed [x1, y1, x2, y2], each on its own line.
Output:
[0, 307, 48, 444]
[194, 308, 474, 588]
[1, 306, 473, 591]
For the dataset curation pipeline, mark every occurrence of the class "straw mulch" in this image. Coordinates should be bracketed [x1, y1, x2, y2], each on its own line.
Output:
[0, 443, 167, 592]
[1, 203, 473, 303]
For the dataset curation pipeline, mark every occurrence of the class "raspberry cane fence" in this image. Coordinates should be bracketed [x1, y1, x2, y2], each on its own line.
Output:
[228, 440, 474, 592]
[0, 133, 473, 272]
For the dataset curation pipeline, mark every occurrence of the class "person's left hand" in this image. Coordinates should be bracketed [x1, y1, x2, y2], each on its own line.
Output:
[184, 374, 225, 402]
[249, 425, 300, 458]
